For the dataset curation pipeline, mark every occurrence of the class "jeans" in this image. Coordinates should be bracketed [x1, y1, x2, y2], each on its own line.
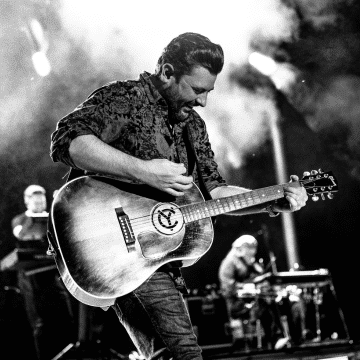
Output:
[112, 271, 202, 360]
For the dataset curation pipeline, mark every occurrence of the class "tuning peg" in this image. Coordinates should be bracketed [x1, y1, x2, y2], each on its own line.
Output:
[311, 170, 318, 175]
[318, 168, 323, 173]
[312, 195, 319, 201]
[327, 193, 334, 199]
[321, 193, 325, 200]
[303, 171, 311, 177]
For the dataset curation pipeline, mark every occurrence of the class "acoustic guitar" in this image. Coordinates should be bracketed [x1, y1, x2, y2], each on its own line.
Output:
[48, 169, 337, 307]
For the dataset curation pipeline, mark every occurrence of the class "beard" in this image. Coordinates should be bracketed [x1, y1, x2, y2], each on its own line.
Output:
[168, 100, 195, 123]
[163, 88, 194, 122]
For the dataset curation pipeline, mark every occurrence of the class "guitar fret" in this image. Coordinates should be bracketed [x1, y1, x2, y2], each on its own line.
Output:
[203, 205, 211, 218]
[220, 198, 229, 213]
[205, 200, 216, 217]
[200, 203, 207, 218]
[210, 200, 219, 216]
[216, 198, 225, 215]
[182, 208, 190, 222]
[244, 192, 256, 206]
[236, 195, 247, 209]
[253, 190, 264, 204]
[186, 207, 195, 222]
[224, 197, 233, 212]
[195, 203, 203, 220]
[224, 197, 234, 212]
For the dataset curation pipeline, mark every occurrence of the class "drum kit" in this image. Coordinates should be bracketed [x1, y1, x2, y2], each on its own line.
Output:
[233, 269, 349, 348]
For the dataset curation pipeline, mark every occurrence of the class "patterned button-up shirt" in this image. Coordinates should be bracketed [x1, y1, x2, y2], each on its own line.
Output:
[50, 72, 226, 194]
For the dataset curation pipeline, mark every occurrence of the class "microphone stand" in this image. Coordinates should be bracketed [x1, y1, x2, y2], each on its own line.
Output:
[266, 250, 291, 347]
[269, 251, 278, 275]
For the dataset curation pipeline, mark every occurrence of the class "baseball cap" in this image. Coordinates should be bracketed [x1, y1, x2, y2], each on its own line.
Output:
[232, 234, 257, 248]
[24, 184, 46, 197]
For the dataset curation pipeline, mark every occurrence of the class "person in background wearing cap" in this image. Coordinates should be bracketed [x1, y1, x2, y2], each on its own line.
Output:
[218, 234, 289, 351]
[11, 185, 75, 360]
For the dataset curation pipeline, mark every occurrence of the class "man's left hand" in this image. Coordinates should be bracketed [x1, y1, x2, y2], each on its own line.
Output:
[272, 175, 308, 213]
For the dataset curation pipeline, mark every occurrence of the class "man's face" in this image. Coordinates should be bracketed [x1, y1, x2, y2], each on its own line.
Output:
[235, 245, 257, 266]
[25, 193, 47, 213]
[164, 66, 217, 121]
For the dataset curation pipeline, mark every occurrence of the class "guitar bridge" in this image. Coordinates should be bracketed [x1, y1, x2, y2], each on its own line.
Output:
[115, 207, 135, 252]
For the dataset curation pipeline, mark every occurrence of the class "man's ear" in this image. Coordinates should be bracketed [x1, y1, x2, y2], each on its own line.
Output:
[159, 63, 175, 82]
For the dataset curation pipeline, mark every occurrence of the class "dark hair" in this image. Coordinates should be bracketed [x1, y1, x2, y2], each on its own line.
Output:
[156, 32, 224, 79]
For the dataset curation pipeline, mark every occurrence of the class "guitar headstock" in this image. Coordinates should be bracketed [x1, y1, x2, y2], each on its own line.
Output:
[300, 169, 338, 201]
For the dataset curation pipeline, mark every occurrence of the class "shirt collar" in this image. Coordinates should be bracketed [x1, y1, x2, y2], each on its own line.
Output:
[139, 72, 167, 107]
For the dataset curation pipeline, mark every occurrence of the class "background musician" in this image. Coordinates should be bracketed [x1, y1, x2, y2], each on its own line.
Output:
[11, 184, 75, 360]
[218, 234, 290, 350]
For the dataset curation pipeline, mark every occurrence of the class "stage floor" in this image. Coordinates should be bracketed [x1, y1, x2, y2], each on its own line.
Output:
[46, 338, 359, 360]
[202, 338, 359, 360]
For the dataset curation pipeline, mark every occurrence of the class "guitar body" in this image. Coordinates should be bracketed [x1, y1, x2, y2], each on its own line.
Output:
[49, 176, 214, 307]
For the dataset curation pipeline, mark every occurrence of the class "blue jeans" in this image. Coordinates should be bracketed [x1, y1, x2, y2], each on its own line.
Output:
[112, 271, 202, 360]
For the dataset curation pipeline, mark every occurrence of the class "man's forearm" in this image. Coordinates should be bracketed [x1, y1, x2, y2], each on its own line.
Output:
[69, 134, 145, 182]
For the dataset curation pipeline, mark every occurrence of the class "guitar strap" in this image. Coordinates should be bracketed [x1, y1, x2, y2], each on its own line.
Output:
[65, 167, 85, 183]
[183, 124, 213, 201]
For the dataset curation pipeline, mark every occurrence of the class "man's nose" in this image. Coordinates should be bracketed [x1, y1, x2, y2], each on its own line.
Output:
[195, 93, 207, 107]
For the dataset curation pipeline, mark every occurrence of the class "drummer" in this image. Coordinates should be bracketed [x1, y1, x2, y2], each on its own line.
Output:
[218, 234, 289, 350]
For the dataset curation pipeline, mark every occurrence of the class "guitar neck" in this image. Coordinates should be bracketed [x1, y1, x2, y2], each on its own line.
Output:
[181, 183, 288, 222]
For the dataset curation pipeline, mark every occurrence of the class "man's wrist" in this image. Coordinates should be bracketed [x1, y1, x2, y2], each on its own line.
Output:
[266, 203, 280, 217]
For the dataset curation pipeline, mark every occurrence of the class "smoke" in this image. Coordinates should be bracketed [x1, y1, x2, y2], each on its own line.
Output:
[55, 0, 300, 174]
[302, 75, 360, 178]
[0, 1, 39, 150]
[2, 0, 358, 178]
[284, 0, 360, 180]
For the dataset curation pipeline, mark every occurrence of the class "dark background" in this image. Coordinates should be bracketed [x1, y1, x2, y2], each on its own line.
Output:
[1, 0, 360, 353]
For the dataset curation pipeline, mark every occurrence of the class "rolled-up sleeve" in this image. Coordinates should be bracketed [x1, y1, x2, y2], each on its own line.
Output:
[50, 84, 127, 168]
[50, 106, 98, 168]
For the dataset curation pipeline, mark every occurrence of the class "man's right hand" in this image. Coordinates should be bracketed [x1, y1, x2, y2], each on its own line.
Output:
[139, 159, 193, 197]
[68, 136, 193, 196]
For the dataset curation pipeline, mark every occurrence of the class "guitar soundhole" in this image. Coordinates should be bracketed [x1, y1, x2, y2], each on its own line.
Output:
[151, 203, 184, 235]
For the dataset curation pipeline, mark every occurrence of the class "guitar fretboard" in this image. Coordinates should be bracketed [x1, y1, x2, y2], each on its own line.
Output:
[181, 184, 285, 222]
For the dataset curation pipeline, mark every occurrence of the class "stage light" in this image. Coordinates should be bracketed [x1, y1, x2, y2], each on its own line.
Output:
[31, 51, 51, 77]
[248, 52, 278, 76]
[248, 52, 298, 91]
[23, 18, 51, 77]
